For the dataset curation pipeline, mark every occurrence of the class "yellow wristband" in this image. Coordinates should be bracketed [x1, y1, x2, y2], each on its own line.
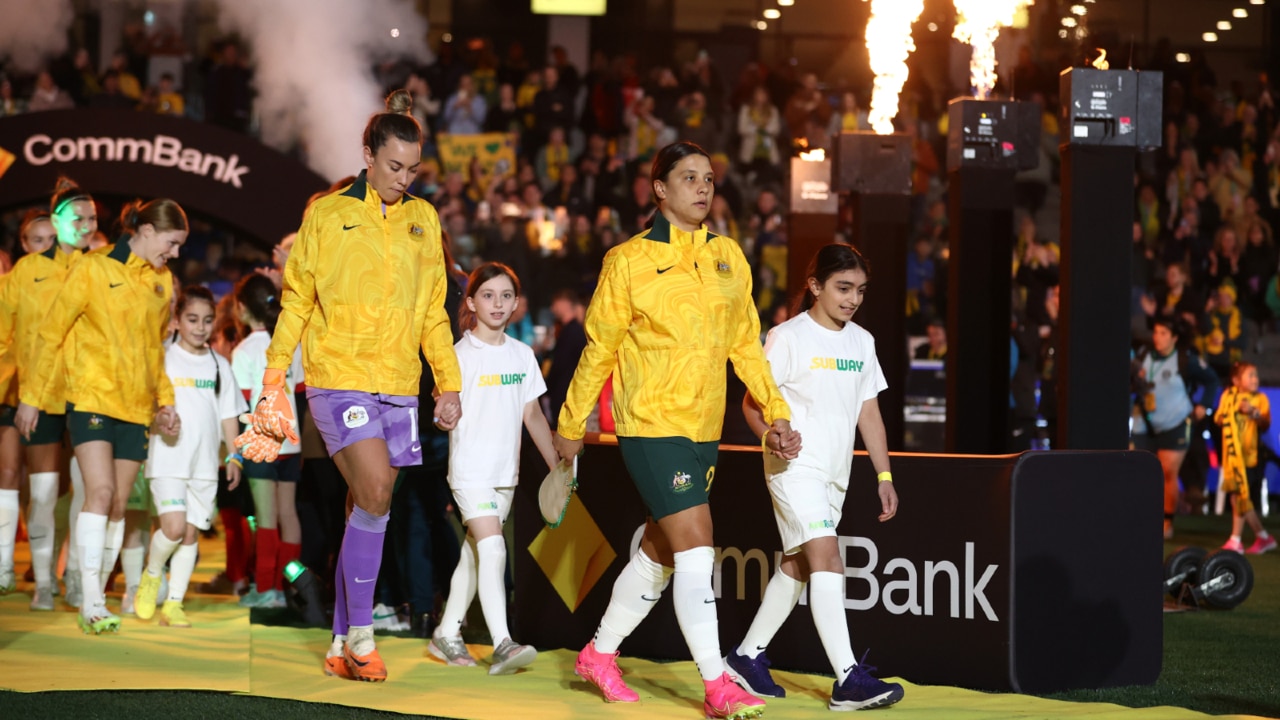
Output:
[877, 471, 893, 483]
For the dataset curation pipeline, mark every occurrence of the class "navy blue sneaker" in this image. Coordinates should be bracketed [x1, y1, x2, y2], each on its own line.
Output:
[724, 644, 786, 698]
[830, 653, 904, 711]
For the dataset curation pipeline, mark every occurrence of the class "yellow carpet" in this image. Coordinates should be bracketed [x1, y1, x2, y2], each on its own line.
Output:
[0, 537, 1270, 718]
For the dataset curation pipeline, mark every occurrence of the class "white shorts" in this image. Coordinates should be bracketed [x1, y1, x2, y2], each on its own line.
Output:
[452, 486, 515, 524]
[150, 477, 219, 531]
[767, 472, 847, 556]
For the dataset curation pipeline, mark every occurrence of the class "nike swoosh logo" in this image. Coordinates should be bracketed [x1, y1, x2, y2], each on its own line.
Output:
[34, 277, 49, 282]
[757, 645, 768, 652]
[641, 594, 660, 602]
[343, 224, 360, 231]
[354, 577, 374, 584]
[411, 444, 421, 452]
[347, 653, 370, 667]
[109, 282, 124, 288]
[843, 664, 855, 675]
[703, 598, 716, 604]
[656, 266, 675, 274]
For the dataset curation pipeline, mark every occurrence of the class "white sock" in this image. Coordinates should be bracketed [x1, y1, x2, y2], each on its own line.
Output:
[27, 473, 60, 585]
[100, 519, 124, 593]
[673, 546, 724, 682]
[1260, 530, 1272, 540]
[121, 546, 145, 591]
[168, 543, 198, 602]
[0, 489, 18, 571]
[66, 458, 85, 573]
[740, 570, 805, 658]
[810, 571, 857, 683]
[77, 512, 108, 609]
[438, 538, 477, 638]
[147, 530, 182, 577]
[476, 535, 510, 645]
[594, 549, 672, 654]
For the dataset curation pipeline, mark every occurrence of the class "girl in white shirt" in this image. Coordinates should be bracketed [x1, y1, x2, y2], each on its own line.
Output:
[231, 274, 303, 609]
[134, 287, 246, 627]
[727, 243, 905, 711]
[429, 262, 558, 676]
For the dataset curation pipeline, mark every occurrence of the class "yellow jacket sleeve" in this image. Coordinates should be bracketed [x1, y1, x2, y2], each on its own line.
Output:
[22, 263, 89, 410]
[0, 270, 17, 363]
[420, 233, 462, 393]
[727, 253, 790, 426]
[558, 250, 632, 440]
[267, 209, 317, 371]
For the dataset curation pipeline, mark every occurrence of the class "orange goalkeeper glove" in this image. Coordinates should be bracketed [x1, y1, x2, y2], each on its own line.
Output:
[250, 368, 299, 445]
[235, 421, 282, 463]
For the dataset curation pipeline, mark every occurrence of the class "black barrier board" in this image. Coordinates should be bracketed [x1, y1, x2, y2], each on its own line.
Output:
[0, 110, 329, 246]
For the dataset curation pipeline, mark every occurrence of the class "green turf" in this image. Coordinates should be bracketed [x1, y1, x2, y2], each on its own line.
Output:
[1046, 512, 1280, 718]
[4, 512, 1279, 719]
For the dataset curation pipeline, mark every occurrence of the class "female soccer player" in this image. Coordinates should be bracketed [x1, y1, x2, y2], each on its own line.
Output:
[241, 89, 462, 683]
[724, 243, 904, 711]
[553, 141, 798, 719]
[135, 287, 246, 626]
[16, 198, 184, 633]
[429, 262, 555, 675]
[0, 181, 97, 609]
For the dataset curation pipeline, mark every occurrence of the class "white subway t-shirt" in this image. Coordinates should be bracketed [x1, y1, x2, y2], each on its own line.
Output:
[146, 344, 247, 480]
[448, 331, 546, 489]
[762, 312, 887, 488]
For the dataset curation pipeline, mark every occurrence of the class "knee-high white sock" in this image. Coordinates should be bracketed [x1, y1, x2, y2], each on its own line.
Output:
[121, 546, 145, 592]
[740, 570, 805, 658]
[167, 543, 198, 603]
[100, 519, 124, 593]
[77, 512, 108, 610]
[438, 538, 477, 639]
[810, 571, 856, 683]
[673, 546, 724, 682]
[0, 489, 18, 571]
[66, 458, 85, 573]
[27, 473, 60, 586]
[147, 530, 181, 577]
[594, 548, 672, 654]
[475, 535, 510, 645]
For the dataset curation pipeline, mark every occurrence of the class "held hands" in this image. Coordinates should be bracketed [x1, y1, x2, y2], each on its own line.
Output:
[155, 406, 182, 437]
[13, 402, 38, 441]
[434, 391, 461, 431]
[878, 479, 899, 522]
[764, 419, 802, 460]
[553, 431, 584, 465]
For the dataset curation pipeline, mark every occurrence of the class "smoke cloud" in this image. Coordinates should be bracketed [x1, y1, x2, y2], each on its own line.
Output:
[0, 0, 75, 73]
[214, 0, 431, 181]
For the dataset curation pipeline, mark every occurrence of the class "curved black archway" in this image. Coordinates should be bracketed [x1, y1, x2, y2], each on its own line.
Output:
[0, 109, 328, 246]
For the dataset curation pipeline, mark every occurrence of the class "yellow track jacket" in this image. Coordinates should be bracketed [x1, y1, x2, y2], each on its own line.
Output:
[268, 171, 462, 396]
[0, 243, 83, 413]
[23, 241, 174, 425]
[558, 212, 791, 442]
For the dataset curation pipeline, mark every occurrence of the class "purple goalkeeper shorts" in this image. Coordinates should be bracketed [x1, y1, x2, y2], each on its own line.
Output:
[306, 388, 421, 468]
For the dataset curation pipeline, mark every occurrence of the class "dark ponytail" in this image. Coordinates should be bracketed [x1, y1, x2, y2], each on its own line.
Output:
[50, 176, 92, 215]
[650, 141, 711, 201]
[795, 243, 871, 315]
[234, 274, 281, 334]
[363, 89, 422, 154]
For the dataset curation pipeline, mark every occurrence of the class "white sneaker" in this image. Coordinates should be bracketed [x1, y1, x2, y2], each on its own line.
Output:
[30, 585, 55, 611]
[347, 625, 377, 657]
[489, 638, 537, 676]
[372, 603, 400, 632]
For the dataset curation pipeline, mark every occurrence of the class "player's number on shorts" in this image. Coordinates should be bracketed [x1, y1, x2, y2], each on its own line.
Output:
[705, 465, 716, 492]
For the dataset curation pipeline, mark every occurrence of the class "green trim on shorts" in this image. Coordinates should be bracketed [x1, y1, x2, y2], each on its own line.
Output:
[618, 436, 719, 520]
[0, 405, 13, 428]
[67, 404, 149, 462]
[20, 409, 67, 446]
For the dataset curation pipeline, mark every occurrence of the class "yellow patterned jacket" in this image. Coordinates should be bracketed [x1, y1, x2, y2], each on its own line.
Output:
[0, 242, 84, 413]
[23, 241, 174, 425]
[558, 212, 791, 442]
[0, 275, 15, 407]
[268, 171, 461, 396]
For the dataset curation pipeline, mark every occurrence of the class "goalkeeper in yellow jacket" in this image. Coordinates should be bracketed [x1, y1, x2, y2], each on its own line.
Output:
[241, 89, 462, 684]
[553, 141, 800, 719]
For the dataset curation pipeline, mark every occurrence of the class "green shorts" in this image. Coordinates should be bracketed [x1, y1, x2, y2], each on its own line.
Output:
[0, 404, 12, 428]
[67, 404, 149, 462]
[19, 409, 67, 447]
[1137, 417, 1191, 452]
[618, 436, 719, 521]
